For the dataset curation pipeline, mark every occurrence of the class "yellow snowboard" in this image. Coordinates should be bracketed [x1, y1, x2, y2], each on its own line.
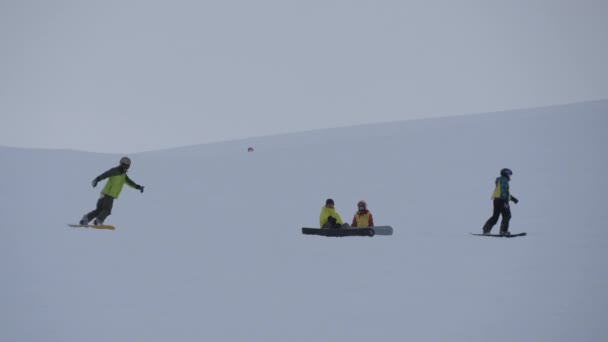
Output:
[68, 224, 115, 230]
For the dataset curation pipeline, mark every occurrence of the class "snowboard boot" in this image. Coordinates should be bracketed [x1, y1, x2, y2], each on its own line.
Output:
[499, 224, 510, 236]
[93, 218, 104, 226]
[79, 215, 89, 225]
[482, 223, 492, 235]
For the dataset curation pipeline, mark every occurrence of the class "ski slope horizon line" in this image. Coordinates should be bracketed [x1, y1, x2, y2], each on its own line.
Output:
[2, 98, 606, 154]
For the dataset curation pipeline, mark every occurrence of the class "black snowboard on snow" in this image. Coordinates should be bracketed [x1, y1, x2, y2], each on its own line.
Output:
[302, 227, 375, 237]
[470, 232, 527, 238]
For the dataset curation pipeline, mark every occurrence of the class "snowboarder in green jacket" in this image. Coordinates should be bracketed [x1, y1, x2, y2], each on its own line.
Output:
[80, 157, 144, 225]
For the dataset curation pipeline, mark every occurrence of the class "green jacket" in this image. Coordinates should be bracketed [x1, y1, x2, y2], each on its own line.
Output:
[319, 206, 344, 228]
[95, 166, 141, 199]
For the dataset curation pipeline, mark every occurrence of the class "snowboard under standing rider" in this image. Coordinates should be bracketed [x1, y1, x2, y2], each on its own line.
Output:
[80, 157, 144, 225]
[482, 168, 519, 235]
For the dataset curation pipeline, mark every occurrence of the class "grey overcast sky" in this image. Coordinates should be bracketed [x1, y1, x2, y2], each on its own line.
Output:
[1, 0, 607, 153]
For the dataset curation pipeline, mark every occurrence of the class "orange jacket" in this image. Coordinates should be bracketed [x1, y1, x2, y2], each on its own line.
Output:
[352, 210, 374, 227]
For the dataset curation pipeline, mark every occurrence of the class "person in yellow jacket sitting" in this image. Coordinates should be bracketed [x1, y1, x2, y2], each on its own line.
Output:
[319, 198, 347, 228]
[351, 200, 374, 228]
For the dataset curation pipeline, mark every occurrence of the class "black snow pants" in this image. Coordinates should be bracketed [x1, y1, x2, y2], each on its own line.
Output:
[85, 194, 114, 223]
[483, 198, 511, 234]
[323, 216, 343, 229]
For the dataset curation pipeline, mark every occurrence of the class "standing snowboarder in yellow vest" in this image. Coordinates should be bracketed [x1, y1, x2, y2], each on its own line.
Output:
[80, 157, 145, 226]
[482, 168, 519, 235]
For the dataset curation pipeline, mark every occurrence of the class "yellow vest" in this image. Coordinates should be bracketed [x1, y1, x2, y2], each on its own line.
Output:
[352, 212, 372, 227]
[491, 177, 511, 200]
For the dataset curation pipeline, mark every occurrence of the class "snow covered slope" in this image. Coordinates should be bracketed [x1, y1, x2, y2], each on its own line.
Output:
[1, 100, 607, 342]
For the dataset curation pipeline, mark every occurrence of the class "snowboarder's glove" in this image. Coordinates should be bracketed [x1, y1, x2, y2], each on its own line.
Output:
[511, 196, 519, 204]
[91, 179, 98, 188]
[137, 185, 145, 193]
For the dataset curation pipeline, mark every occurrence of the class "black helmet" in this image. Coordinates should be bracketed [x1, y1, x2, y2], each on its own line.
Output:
[326, 198, 334, 205]
[120, 156, 131, 168]
[500, 168, 513, 178]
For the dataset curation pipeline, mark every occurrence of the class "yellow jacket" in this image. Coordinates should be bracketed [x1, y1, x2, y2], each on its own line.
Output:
[319, 206, 343, 227]
[95, 166, 141, 199]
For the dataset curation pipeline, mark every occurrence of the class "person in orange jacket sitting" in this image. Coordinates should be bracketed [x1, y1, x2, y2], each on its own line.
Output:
[351, 200, 374, 227]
